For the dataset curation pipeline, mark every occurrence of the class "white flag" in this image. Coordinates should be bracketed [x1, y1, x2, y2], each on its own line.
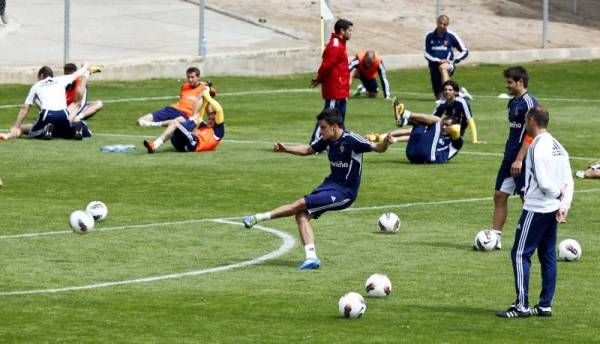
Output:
[320, 0, 334, 21]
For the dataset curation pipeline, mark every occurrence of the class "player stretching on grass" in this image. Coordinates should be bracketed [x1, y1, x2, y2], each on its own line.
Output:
[243, 108, 393, 270]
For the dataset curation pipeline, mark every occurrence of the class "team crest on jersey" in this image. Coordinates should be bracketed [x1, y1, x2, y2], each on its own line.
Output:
[444, 40, 448, 46]
[339, 145, 345, 153]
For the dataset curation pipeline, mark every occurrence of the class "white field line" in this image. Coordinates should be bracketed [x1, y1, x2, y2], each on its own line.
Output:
[0, 219, 295, 296]
[2, 88, 600, 109]
[2, 188, 600, 295]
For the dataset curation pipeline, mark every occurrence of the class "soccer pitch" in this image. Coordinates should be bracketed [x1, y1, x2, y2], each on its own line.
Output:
[1, 61, 599, 342]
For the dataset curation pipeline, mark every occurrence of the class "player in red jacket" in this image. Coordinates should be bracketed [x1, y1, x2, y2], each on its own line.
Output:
[310, 18, 353, 144]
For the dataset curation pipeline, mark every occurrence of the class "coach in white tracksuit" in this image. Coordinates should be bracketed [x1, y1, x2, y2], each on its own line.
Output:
[497, 105, 574, 318]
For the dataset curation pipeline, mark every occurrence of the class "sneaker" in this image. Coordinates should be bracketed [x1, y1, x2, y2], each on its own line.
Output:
[243, 215, 257, 229]
[298, 258, 320, 270]
[495, 236, 502, 250]
[393, 97, 407, 127]
[89, 65, 102, 74]
[42, 123, 54, 140]
[73, 123, 83, 140]
[575, 171, 586, 179]
[460, 87, 473, 101]
[530, 304, 552, 317]
[365, 133, 382, 143]
[353, 85, 363, 97]
[496, 305, 530, 318]
[143, 140, 156, 154]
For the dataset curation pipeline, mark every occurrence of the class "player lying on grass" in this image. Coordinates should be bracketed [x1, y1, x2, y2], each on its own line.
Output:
[243, 108, 393, 270]
[143, 88, 223, 153]
[0, 64, 95, 141]
[137, 67, 210, 127]
[368, 107, 463, 164]
[575, 161, 600, 179]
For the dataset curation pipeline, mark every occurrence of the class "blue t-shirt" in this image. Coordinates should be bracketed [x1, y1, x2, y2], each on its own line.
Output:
[433, 96, 472, 137]
[424, 29, 468, 66]
[504, 92, 538, 161]
[311, 131, 372, 197]
[435, 133, 464, 163]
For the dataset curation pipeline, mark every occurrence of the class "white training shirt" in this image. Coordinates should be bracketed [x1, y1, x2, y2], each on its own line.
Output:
[523, 132, 574, 213]
[24, 75, 75, 111]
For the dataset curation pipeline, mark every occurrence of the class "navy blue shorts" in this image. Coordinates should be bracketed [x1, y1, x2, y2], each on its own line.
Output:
[310, 98, 347, 144]
[359, 76, 378, 93]
[429, 63, 455, 97]
[152, 106, 187, 122]
[405, 123, 440, 163]
[30, 109, 73, 139]
[170, 120, 198, 152]
[495, 157, 526, 196]
[304, 182, 355, 219]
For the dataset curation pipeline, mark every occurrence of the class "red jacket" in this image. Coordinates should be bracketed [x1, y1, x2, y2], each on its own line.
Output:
[315, 33, 349, 100]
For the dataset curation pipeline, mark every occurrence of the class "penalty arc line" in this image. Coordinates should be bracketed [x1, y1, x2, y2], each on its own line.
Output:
[0, 219, 295, 296]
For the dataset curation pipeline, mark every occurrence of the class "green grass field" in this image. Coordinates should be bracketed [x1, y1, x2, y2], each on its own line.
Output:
[1, 61, 599, 343]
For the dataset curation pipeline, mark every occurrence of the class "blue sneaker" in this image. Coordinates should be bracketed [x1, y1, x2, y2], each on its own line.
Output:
[298, 258, 320, 270]
[243, 215, 257, 229]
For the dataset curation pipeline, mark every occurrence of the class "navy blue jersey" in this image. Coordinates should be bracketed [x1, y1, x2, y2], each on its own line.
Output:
[504, 92, 537, 161]
[433, 96, 472, 136]
[311, 131, 372, 197]
[424, 29, 468, 66]
[435, 132, 464, 163]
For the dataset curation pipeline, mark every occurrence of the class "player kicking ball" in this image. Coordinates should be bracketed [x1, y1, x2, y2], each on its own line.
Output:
[243, 108, 393, 270]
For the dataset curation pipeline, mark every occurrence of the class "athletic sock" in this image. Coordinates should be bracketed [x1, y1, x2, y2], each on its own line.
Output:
[304, 244, 317, 259]
[154, 138, 164, 148]
[492, 229, 502, 236]
[256, 212, 271, 222]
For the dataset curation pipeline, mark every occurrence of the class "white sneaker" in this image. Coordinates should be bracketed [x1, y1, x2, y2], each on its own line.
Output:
[575, 171, 586, 179]
[460, 87, 473, 101]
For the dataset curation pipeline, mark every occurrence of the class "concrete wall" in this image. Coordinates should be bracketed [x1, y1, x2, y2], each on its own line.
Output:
[1, 47, 599, 84]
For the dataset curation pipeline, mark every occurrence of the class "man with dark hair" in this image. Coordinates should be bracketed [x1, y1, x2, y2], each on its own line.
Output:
[496, 106, 573, 318]
[64, 62, 103, 124]
[424, 15, 469, 100]
[1, 63, 93, 141]
[137, 67, 209, 127]
[431, 80, 484, 144]
[242, 108, 393, 270]
[486, 66, 538, 249]
[349, 50, 391, 99]
[310, 18, 353, 144]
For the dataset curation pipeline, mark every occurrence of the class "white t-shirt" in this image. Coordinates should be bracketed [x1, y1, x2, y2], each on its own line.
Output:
[24, 75, 75, 111]
[523, 132, 574, 213]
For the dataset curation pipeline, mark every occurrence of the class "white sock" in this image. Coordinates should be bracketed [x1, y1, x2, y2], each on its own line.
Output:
[138, 120, 153, 127]
[403, 110, 412, 121]
[492, 229, 502, 236]
[304, 244, 317, 259]
[256, 212, 271, 222]
[154, 138, 164, 148]
[150, 121, 162, 127]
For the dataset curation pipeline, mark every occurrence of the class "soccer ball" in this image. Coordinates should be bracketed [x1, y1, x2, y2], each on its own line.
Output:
[377, 212, 401, 233]
[85, 201, 108, 221]
[558, 239, 582, 261]
[338, 292, 366, 319]
[365, 273, 392, 297]
[473, 230, 498, 251]
[69, 210, 95, 234]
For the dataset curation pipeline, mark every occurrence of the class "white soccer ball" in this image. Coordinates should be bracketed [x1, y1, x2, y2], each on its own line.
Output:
[69, 210, 95, 234]
[473, 230, 498, 251]
[338, 292, 366, 319]
[365, 273, 392, 297]
[377, 212, 401, 233]
[85, 201, 108, 221]
[558, 239, 582, 261]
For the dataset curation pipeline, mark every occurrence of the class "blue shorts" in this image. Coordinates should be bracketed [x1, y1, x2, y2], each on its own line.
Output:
[152, 106, 187, 122]
[170, 120, 198, 152]
[405, 124, 440, 163]
[359, 76, 378, 93]
[30, 109, 74, 139]
[495, 157, 526, 196]
[304, 182, 355, 219]
[429, 63, 455, 97]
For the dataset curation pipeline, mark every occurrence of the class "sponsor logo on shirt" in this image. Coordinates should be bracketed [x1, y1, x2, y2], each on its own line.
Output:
[331, 161, 349, 168]
[509, 121, 522, 128]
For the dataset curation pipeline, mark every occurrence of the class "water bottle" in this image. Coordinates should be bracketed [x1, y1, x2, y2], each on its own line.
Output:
[100, 144, 135, 153]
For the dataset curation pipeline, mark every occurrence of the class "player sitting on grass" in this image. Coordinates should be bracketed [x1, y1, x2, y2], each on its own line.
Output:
[242, 108, 393, 270]
[143, 87, 223, 153]
[63, 63, 103, 124]
[368, 106, 463, 164]
[0, 64, 95, 141]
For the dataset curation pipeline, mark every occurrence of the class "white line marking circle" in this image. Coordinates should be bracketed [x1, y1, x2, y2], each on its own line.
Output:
[0, 219, 295, 296]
